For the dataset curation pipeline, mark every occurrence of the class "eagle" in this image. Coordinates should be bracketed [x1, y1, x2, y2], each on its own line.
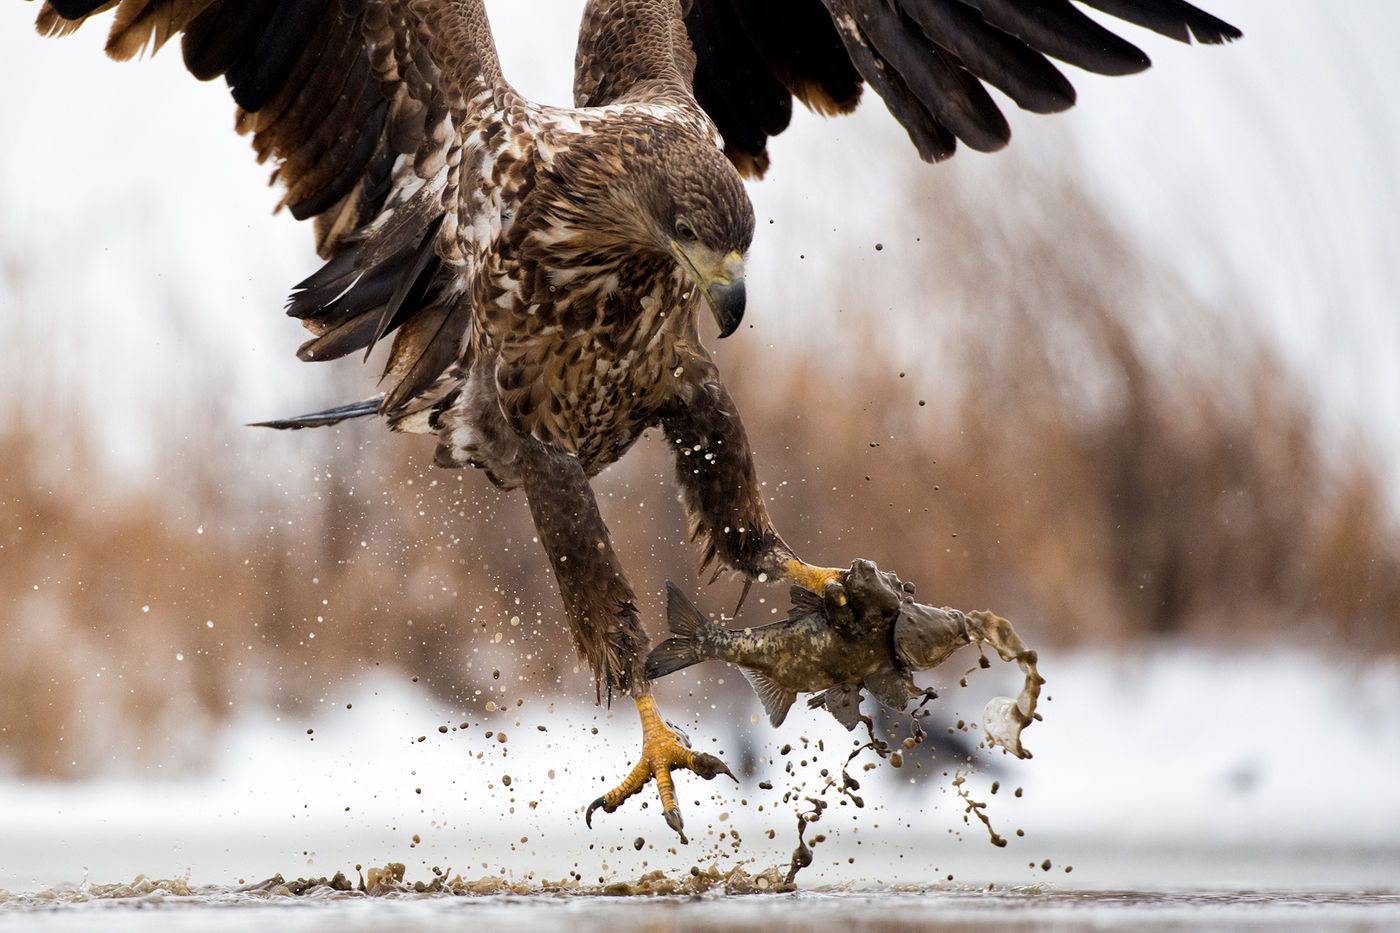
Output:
[34, 0, 1240, 842]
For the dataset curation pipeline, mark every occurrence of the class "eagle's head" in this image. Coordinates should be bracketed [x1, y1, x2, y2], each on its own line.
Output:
[637, 135, 755, 338]
[555, 123, 755, 337]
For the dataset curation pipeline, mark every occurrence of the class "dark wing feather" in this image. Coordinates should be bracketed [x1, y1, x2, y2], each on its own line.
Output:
[47, 0, 115, 20]
[1077, 0, 1243, 44]
[291, 207, 445, 361]
[276, 51, 382, 218]
[840, 0, 1011, 154]
[685, 0, 793, 176]
[688, 0, 1241, 173]
[35, 0, 482, 422]
[223, 0, 333, 113]
[827, 7, 957, 163]
[903, 0, 1077, 115]
[180, 0, 281, 83]
[722, 0, 862, 114]
[288, 96, 389, 221]
[968, 0, 1151, 76]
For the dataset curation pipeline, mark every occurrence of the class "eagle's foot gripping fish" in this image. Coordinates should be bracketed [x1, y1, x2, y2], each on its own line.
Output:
[646, 559, 1044, 759]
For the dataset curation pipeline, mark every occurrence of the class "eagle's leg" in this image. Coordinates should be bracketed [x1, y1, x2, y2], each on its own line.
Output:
[516, 436, 733, 841]
[783, 560, 848, 597]
[583, 695, 734, 844]
[663, 376, 846, 595]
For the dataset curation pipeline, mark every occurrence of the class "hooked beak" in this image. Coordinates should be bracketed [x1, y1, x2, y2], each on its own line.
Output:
[705, 278, 746, 338]
[674, 244, 747, 338]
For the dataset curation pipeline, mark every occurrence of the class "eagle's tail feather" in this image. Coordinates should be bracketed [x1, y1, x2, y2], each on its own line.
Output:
[248, 397, 383, 430]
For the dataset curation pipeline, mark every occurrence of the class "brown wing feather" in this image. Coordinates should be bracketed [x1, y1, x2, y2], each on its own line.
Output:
[381, 298, 468, 413]
[106, 0, 217, 60]
[33, 0, 508, 421]
[35, 0, 455, 254]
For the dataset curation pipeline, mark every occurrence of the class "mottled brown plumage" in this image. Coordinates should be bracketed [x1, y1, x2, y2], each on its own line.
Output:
[35, 0, 1239, 834]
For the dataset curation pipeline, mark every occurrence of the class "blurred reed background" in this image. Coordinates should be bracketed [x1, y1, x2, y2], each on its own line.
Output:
[2, 1, 1397, 781]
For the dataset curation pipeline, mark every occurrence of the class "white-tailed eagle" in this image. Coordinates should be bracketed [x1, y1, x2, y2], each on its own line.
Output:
[33, 0, 1239, 841]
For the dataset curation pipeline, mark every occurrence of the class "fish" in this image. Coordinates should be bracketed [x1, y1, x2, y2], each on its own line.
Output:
[646, 559, 1043, 758]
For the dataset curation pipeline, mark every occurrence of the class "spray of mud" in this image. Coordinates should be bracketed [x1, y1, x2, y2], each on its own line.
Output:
[0, 597, 1048, 900]
[455, 592, 1051, 889]
[771, 602, 1046, 884]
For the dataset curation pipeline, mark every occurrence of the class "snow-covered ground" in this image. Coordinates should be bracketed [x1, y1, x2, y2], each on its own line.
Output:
[3, 647, 1397, 895]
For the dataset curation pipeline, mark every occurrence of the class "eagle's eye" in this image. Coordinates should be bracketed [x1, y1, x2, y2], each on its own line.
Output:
[675, 218, 698, 242]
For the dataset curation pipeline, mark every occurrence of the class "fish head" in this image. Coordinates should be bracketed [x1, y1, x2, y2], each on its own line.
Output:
[841, 558, 907, 616]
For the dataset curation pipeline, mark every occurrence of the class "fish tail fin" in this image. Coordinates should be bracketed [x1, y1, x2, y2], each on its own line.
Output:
[645, 582, 719, 680]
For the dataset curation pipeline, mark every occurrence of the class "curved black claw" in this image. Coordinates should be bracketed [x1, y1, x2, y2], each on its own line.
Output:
[584, 795, 611, 828]
[665, 808, 688, 845]
[692, 752, 738, 784]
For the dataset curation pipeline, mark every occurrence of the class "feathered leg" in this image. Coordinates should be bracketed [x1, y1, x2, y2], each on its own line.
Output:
[661, 372, 847, 597]
[517, 436, 646, 697]
[516, 436, 733, 840]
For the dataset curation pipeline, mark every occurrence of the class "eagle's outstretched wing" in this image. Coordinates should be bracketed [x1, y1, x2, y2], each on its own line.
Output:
[673, 0, 1242, 175]
[34, 0, 502, 417]
[40, 1, 433, 255]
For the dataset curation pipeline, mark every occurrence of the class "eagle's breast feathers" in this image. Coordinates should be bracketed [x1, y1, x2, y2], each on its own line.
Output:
[428, 96, 720, 477]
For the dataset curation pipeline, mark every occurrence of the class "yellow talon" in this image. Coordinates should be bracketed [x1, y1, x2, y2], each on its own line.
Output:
[784, 559, 847, 601]
[585, 696, 735, 843]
